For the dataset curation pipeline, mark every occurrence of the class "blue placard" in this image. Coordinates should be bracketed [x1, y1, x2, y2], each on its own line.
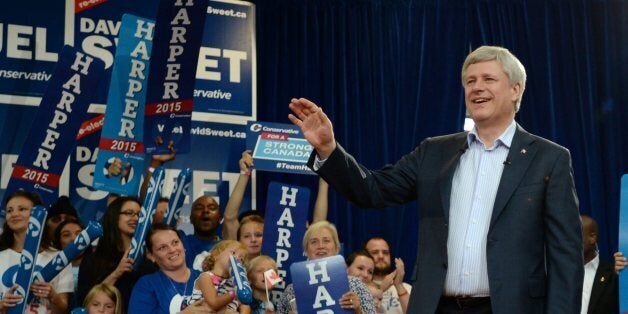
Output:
[619, 174, 628, 313]
[193, 0, 255, 120]
[143, 0, 209, 155]
[129, 167, 165, 268]
[165, 168, 192, 227]
[289, 255, 352, 314]
[3, 46, 105, 210]
[93, 14, 155, 195]
[9, 206, 47, 314]
[246, 121, 315, 175]
[261, 182, 310, 302]
[72, 0, 159, 107]
[35, 221, 103, 283]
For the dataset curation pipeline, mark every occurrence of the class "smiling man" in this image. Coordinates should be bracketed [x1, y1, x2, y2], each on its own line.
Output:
[288, 46, 583, 313]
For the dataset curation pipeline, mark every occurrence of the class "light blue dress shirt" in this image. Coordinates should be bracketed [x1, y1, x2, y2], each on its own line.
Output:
[444, 120, 516, 296]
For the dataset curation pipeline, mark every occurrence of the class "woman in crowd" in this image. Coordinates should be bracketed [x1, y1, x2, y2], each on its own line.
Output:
[128, 224, 213, 313]
[82, 283, 122, 314]
[276, 221, 375, 314]
[53, 219, 86, 308]
[0, 190, 73, 313]
[346, 250, 375, 284]
[76, 196, 154, 311]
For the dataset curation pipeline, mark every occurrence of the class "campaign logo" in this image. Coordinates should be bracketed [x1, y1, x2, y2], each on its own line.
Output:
[138, 206, 148, 224]
[53, 253, 69, 271]
[75, 232, 89, 250]
[250, 123, 262, 132]
[20, 251, 34, 271]
[14, 285, 26, 303]
[129, 238, 139, 256]
[27, 217, 42, 237]
[1, 265, 19, 288]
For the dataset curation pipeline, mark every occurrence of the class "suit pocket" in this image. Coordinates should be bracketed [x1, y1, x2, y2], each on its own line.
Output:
[528, 275, 546, 298]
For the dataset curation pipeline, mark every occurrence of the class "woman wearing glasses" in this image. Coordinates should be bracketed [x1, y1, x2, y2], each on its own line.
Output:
[76, 196, 156, 312]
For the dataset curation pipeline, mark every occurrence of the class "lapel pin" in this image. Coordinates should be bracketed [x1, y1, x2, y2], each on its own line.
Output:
[600, 276, 605, 282]
[520, 148, 527, 154]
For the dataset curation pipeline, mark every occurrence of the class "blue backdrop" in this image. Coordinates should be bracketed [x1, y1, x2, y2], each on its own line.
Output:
[253, 0, 628, 279]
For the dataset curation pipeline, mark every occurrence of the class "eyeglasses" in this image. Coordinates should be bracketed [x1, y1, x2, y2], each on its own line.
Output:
[120, 210, 141, 218]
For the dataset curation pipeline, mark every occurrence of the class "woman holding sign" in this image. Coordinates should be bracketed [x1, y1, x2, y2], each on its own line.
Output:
[76, 196, 155, 312]
[0, 190, 73, 313]
[276, 221, 376, 314]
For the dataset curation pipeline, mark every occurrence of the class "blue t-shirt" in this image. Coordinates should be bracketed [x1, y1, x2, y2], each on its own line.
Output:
[178, 230, 219, 271]
[128, 268, 201, 314]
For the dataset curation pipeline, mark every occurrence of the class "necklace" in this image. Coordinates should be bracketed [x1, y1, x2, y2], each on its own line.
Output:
[166, 268, 191, 296]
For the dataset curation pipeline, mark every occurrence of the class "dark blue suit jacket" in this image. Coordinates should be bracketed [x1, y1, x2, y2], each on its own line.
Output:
[311, 125, 583, 314]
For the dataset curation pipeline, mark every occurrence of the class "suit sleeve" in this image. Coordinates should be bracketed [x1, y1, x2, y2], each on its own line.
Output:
[543, 149, 584, 313]
[309, 142, 423, 208]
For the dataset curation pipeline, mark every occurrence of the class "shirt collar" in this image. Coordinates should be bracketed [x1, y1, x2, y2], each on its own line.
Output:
[585, 253, 599, 270]
[467, 120, 517, 149]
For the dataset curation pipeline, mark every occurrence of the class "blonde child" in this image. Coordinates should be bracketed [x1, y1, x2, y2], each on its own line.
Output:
[82, 283, 123, 314]
[246, 255, 281, 314]
[192, 240, 249, 313]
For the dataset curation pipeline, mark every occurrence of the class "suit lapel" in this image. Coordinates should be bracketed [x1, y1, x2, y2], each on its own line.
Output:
[588, 261, 613, 312]
[489, 125, 537, 229]
[440, 133, 468, 222]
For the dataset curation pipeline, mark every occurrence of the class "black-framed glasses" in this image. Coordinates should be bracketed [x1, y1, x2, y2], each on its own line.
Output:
[120, 210, 141, 218]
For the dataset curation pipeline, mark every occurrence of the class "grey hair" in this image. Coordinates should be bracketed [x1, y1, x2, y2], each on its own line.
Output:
[461, 46, 527, 112]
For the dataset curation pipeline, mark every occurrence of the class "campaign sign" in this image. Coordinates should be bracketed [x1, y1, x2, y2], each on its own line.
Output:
[0, 1, 65, 105]
[165, 168, 192, 227]
[8, 206, 47, 314]
[3, 46, 105, 210]
[35, 221, 103, 283]
[143, 0, 209, 155]
[71, 0, 159, 107]
[93, 14, 155, 195]
[289, 255, 351, 314]
[261, 182, 310, 302]
[193, 0, 255, 120]
[619, 174, 628, 313]
[130, 167, 165, 268]
[246, 121, 315, 175]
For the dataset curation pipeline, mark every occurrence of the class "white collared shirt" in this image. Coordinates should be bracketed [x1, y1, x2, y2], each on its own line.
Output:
[581, 254, 599, 314]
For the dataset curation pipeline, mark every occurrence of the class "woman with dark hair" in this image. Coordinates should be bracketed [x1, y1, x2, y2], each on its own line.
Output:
[128, 224, 212, 313]
[76, 196, 154, 311]
[53, 219, 86, 308]
[0, 190, 73, 313]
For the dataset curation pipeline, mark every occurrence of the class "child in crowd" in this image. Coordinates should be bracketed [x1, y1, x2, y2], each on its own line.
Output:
[366, 281, 384, 314]
[246, 255, 281, 314]
[82, 283, 122, 314]
[192, 240, 249, 313]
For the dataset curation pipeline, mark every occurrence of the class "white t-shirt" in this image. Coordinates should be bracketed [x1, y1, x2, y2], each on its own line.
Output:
[0, 249, 74, 313]
[373, 280, 412, 314]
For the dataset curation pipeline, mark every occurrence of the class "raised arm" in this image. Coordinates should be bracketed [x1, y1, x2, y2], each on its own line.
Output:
[139, 140, 176, 201]
[288, 98, 337, 159]
[312, 178, 329, 223]
[222, 150, 254, 240]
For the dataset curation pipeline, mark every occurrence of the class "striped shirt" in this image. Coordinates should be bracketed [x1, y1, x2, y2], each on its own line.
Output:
[444, 120, 516, 296]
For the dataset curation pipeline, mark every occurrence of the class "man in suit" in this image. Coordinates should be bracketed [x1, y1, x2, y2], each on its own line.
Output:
[581, 215, 618, 314]
[288, 45, 583, 313]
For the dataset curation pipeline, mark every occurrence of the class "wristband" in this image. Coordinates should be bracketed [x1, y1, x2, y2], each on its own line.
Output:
[398, 289, 408, 297]
[240, 170, 251, 176]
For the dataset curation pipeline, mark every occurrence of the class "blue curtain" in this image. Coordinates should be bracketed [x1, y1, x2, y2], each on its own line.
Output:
[254, 0, 628, 275]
